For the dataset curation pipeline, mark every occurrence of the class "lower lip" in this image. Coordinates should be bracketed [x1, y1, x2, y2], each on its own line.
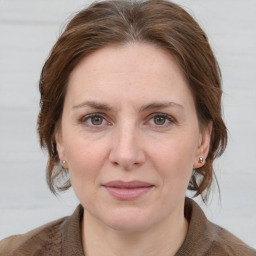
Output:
[104, 186, 154, 200]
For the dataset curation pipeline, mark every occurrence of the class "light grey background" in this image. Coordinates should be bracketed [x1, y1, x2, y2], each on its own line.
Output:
[0, 0, 255, 248]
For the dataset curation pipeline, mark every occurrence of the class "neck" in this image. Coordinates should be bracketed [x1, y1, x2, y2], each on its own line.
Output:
[82, 203, 188, 256]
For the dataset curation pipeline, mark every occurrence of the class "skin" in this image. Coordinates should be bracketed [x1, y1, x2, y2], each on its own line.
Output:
[56, 43, 211, 256]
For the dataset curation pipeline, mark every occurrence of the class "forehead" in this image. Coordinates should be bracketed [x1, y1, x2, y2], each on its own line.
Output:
[66, 42, 194, 109]
[70, 42, 185, 82]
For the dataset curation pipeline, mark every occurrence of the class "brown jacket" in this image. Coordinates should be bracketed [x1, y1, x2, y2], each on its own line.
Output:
[0, 198, 255, 256]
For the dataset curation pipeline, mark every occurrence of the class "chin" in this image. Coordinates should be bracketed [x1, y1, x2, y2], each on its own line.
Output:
[100, 208, 156, 233]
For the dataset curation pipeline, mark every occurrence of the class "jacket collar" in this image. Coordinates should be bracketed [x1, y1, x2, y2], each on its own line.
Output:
[61, 198, 214, 256]
[62, 204, 85, 256]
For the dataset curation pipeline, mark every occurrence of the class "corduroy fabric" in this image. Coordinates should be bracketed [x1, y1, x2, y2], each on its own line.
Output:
[0, 198, 255, 256]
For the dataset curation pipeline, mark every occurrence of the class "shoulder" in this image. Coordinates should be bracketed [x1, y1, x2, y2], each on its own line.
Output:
[179, 198, 256, 256]
[206, 222, 256, 256]
[0, 216, 68, 256]
[204, 222, 256, 256]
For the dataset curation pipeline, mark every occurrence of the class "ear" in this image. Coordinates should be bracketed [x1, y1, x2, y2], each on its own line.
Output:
[55, 128, 66, 163]
[193, 121, 212, 169]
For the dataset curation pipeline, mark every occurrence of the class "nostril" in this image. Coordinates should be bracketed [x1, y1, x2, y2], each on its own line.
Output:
[109, 146, 146, 169]
[111, 160, 141, 168]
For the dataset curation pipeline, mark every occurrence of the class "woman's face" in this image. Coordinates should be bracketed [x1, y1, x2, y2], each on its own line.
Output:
[56, 43, 211, 232]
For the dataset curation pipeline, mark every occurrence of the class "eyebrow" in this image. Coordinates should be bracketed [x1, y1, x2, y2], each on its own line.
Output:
[139, 102, 184, 112]
[73, 101, 112, 111]
[72, 101, 184, 112]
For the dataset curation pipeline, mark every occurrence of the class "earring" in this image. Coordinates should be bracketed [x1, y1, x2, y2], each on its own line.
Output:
[61, 160, 68, 169]
[199, 157, 204, 163]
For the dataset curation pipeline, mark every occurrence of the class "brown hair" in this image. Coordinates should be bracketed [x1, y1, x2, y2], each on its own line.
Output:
[38, 0, 227, 201]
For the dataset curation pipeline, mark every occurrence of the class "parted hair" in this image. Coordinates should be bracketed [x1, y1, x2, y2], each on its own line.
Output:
[38, 0, 227, 201]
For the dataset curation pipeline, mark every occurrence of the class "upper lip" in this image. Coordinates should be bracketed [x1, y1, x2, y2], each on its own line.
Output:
[103, 180, 154, 188]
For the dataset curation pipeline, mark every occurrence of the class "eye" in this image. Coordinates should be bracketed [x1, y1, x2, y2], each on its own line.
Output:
[148, 113, 174, 127]
[81, 114, 108, 127]
[90, 115, 104, 125]
[153, 116, 167, 125]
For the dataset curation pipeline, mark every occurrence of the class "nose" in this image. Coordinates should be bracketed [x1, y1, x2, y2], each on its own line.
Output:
[109, 124, 146, 170]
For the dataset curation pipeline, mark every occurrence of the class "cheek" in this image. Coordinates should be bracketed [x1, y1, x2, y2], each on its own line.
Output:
[150, 135, 198, 188]
[63, 134, 109, 186]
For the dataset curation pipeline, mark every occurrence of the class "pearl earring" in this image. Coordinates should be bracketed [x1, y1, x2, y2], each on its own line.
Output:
[61, 160, 68, 169]
[199, 157, 204, 163]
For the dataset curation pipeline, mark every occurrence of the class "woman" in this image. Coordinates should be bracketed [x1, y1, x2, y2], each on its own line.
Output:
[0, 0, 255, 255]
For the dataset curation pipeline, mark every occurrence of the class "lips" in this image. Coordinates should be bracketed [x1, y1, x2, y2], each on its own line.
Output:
[102, 180, 154, 200]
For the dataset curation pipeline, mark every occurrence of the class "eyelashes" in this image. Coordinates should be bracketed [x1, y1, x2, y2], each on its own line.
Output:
[79, 112, 176, 129]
